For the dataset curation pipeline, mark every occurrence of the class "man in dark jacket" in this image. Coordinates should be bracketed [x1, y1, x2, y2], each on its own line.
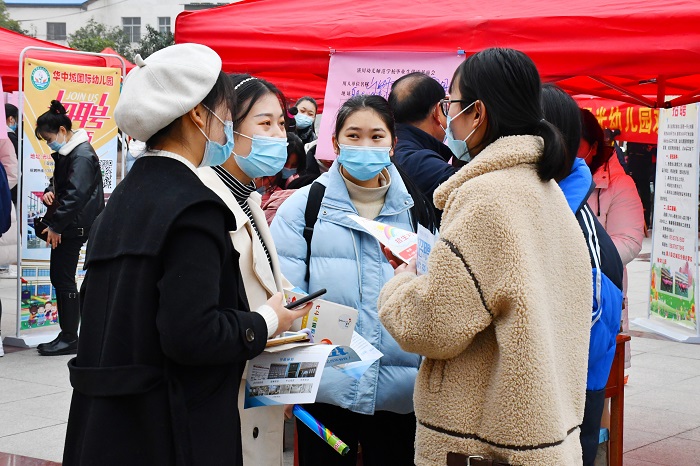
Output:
[543, 84, 624, 466]
[389, 72, 456, 226]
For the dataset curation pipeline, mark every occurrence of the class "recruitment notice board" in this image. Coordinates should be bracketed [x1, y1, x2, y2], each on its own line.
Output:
[641, 103, 700, 342]
[315, 51, 464, 160]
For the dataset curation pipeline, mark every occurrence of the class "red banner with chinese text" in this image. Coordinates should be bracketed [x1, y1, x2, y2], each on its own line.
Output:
[575, 96, 660, 144]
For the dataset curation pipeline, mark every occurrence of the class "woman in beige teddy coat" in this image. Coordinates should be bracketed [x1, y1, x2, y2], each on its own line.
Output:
[378, 48, 593, 466]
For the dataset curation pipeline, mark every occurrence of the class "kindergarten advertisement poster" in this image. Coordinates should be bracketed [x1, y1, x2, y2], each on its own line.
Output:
[18, 58, 120, 332]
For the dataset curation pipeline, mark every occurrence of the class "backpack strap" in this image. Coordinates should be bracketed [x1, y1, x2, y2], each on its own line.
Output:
[303, 182, 326, 283]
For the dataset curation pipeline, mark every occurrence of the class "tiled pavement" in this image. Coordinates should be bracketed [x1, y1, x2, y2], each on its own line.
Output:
[1, 236, 699, 465]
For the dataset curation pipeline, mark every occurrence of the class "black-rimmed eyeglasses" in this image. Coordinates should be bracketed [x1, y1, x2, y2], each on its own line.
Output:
[440, 99, 471, 117]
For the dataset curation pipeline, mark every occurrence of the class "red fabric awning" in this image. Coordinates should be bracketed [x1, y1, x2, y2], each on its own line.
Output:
[100, 47, 135, 73]
[0, 27, 108, 92]
[175, 0, 700, 110]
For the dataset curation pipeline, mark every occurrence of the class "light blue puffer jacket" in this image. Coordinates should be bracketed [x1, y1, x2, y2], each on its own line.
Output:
[270, 161, 421, 415]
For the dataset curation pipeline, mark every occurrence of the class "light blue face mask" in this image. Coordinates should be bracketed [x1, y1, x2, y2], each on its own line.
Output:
[294, 113, 314, 130]
[337, 144, 391, 181]
[47, 133, 66, 152]
[196, 106, 235, 168]
[281, 167, 297, 179]
[9, 124, 17, 133]
[234, 133, 289, 179]
[444, 101, 478, 162]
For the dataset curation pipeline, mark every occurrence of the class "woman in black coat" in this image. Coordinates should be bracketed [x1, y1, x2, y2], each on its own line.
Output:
[35, 100, 104, 356]
[62, 43, 310, 466]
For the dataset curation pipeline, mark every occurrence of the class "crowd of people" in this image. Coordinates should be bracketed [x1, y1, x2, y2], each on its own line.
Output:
[0, 42, 648, 465]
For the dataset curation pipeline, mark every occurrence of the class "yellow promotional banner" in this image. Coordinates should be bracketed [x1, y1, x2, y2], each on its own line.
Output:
[18, 58, 120, 335]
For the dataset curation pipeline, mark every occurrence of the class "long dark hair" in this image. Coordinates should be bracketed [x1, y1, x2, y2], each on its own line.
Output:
[146, 71, 236, 150]
[451, 48, 569, 182]
[35, 100, 72, 139]
[541, 84, 581, 175]
[334, 95, 437, 233]
[229, 74, 288, 131]
[580, 108, 609, 175]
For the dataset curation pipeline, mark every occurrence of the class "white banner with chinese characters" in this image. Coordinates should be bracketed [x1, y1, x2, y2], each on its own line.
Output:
[641, 103, 700, 342]
[316, 52, 464, 160]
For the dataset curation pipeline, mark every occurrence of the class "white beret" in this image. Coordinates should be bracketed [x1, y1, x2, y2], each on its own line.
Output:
[115, 43, 222, 142]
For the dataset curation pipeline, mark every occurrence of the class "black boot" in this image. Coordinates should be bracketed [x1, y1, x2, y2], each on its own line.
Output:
[37, 333, 63, 352]
[38, 334, 77, 356]
[37, 293, 62, 352]
[39, 291, 80, 356]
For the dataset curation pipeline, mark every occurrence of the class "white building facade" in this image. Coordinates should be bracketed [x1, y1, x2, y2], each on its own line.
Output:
[6, 0, 233, 45]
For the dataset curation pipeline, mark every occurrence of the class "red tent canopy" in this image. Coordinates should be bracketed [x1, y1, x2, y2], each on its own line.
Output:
[100, 47, 135, 73]
[0, 27, 111, 92]
[175, 0, 700, 110]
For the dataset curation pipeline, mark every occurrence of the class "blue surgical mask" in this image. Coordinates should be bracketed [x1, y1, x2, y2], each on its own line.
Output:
[445, 101, 478, 162]
[9, 124, 17, 133]
[234, 133, 289, 179]
[337, 144, 391, 181]
[295, 113, 314, 130]
[47, 133, 66, 152]
[281, 167, 297, 179]
[195, 106, 235, 168]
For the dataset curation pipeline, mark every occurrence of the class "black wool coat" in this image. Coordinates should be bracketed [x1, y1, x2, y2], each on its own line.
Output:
[63, 155, 268, 466]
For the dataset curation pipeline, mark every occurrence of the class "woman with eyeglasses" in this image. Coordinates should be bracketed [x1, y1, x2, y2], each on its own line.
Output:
[271, 95, 435, 465]
[378, 48, 593, 465]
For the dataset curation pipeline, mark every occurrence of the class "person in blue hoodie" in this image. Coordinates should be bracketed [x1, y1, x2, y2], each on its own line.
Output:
[271, 95, 434, 466]
[542, 83, 624, 466]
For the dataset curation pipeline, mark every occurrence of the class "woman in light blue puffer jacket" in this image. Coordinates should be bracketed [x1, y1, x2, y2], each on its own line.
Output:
[271, 95, 433, 466]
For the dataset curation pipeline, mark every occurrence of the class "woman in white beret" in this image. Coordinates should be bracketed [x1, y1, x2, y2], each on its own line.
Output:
[62, 43, 311, 466]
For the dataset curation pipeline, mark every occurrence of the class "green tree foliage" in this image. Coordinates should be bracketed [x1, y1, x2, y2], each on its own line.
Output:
[68, 19, 133, 61]
[132, 25, 174, 59]
[0, 0, 28, 34]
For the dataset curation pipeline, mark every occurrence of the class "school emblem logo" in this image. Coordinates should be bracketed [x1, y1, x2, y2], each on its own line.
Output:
[31, 66, 50, 91]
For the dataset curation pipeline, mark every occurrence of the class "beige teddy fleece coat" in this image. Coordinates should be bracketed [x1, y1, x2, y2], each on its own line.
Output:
[378, 135, 592, 466]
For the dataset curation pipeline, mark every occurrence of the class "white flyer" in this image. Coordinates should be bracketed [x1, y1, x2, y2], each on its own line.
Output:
[284, 288, 358, 346]
[348, 215, 417, 263]
[416, 224, 439, 275]
[244, 332, 382, 408]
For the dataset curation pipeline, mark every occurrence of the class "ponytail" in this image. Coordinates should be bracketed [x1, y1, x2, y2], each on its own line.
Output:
[35, 100, 72, 139]
[535, 118, 570, 182]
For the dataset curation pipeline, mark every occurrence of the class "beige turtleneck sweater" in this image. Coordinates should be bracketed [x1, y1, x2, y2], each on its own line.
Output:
[341, 167, 391, 220]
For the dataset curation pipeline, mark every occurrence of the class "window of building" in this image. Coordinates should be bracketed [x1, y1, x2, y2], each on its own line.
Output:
[122, 17, 141, 43]
[46, 22, 66, 41]
[158, 17, 171, 34]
